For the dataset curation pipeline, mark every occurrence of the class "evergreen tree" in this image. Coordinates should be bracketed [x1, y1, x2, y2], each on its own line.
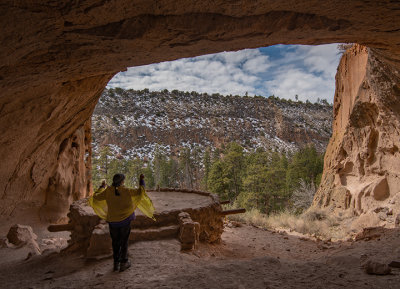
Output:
[208, 160, 229, 199]
[286, 144, 323, 192]
[153, 146, 167, 187]
[98, 146, 112, 182]
[179, 147, 194, 189]
[223, 142, 245, 199]
[202, 147, 211, 190]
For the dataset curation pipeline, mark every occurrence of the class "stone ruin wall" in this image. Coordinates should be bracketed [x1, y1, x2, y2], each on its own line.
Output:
[313, 45, 400, 220]
[1, 1, 400, 223]
[65, 189, 224, 256]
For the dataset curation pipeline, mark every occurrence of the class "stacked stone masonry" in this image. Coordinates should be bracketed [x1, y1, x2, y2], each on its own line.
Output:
[63, 189, 223, 258]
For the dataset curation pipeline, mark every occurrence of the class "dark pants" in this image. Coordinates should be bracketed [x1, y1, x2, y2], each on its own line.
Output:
[109, 223, 131, 263]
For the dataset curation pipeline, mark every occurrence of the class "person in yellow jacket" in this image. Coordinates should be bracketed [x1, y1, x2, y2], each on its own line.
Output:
[90, 173, 155, 272]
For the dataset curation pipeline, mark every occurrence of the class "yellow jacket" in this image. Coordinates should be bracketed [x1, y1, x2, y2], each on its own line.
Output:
[89, 185, 155, 222]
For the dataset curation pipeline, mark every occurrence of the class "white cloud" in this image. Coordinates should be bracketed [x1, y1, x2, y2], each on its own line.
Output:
[265, 68, 335, 103]
[108, 49, 271, 96]
[108, 44, 341, 103]
[298, 44, 340, 78]
[262, 44, 341, 102]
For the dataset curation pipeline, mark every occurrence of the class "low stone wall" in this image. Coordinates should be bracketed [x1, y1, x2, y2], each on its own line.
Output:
[61, 189, 224, 257]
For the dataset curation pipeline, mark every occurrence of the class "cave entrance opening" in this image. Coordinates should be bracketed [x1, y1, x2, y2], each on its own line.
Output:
[91, 44, 342, 217]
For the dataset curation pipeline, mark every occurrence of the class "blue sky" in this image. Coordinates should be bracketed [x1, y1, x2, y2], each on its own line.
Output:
[108, 44, 342, 103]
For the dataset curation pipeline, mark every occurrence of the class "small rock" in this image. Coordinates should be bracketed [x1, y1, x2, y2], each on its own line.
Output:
[378, 212, 387, 221]
[395, 214, 400, 227]
[7, 224, 41, 255]
[284, 236, 288, 240]
[7, 224, 37, 246]
[388, 261, 400, 268]
[230, 221, 242, 227]
[362, 260, 391, 275]
[0, 237, 10, 248]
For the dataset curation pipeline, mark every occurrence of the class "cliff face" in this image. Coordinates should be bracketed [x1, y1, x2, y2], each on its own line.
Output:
[92, 89, 332, 158]
[1, 1, 400, 223]
[313, 45, 400, 222]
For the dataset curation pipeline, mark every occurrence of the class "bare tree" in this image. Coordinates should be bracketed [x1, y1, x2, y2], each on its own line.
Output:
[290, 179, 316, 212]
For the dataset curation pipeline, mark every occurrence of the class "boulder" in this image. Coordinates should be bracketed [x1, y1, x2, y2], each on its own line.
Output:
[7, 224, 38, 246]
[362, 260, 391, 275]
[86, 222, 112, 259]
[6, 224, 41, 255]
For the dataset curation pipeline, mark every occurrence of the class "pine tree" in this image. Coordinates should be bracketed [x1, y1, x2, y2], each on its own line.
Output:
[98, 146, 112, 182]
[208, 160, 229, 199]
[223, 142, 245, 199]
[202, 147, 211, 190]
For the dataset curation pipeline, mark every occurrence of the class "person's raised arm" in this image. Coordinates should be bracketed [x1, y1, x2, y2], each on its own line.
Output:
[93, 180, 107, 201]
[125, 186, 142, 197]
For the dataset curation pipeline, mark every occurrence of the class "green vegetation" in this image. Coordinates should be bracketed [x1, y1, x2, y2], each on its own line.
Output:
[92, 142, 324, 215]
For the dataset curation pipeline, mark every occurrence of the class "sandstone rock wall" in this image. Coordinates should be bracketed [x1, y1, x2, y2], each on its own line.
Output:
[1, 1, 400, 221]
[40, 120, 93, 222]
[313, 45, 400, 218]
[0, 75, 111, 222]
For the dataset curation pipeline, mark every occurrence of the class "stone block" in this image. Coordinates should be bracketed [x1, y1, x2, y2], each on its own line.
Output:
[178, 212, 200, 251]
[86, 223, 112, 259]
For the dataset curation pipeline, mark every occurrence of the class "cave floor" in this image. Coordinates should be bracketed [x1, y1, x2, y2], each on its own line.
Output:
[0, 223, 399, 289]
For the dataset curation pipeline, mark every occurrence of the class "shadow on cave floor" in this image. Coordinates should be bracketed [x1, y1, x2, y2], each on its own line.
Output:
[0, 224, 399, 289]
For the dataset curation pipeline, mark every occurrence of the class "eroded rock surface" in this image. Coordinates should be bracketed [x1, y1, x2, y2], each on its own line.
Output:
[1, 1, 400, 222]
[313, 45, 400, 224]
[6, 224, 41, 255]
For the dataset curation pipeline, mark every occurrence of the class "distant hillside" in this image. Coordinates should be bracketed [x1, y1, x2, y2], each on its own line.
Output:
[92, 88, 333, 158]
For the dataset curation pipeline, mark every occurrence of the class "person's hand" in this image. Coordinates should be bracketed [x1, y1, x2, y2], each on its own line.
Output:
[99, 179, 107, 189]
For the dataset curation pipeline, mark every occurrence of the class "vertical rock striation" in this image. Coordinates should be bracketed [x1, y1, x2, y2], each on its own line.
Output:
[313, 45, 400, 218]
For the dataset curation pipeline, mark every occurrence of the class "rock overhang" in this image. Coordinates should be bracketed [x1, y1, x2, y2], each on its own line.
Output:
[1, 1, 400, 222]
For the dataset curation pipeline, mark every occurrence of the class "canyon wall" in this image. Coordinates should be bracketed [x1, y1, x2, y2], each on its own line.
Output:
[313, 45, 400, 218]
[1, 1, 400, 222]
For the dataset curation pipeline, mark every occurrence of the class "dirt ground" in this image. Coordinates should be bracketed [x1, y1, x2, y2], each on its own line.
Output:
[1, 219, 399, 289]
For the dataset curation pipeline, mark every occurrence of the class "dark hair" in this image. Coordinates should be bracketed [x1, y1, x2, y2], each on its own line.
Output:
[112, 173, 125, 196]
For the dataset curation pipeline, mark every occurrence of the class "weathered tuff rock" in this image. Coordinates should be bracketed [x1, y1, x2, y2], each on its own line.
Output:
[312, 45, 400, 223]
[6, 224, 41, 255]
[1, 2, 400, 222]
